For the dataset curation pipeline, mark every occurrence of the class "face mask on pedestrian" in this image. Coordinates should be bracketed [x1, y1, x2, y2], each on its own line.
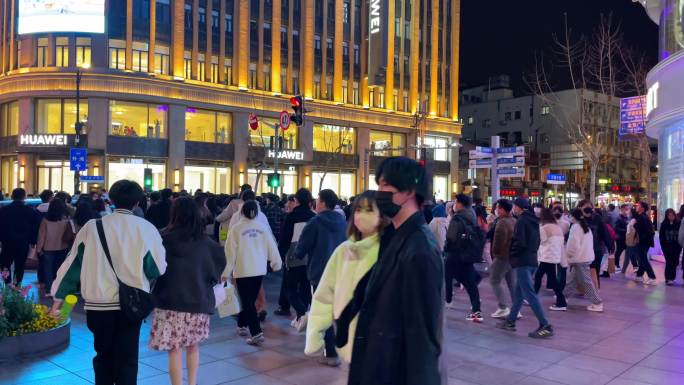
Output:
[583, 207, 593, 216]
[354, 207, 380, 236]
[375, 190, 408, 219]
[534, 207, 542, 216]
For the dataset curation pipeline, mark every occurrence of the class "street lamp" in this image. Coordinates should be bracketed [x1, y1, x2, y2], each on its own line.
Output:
[73, 62, 89, 195]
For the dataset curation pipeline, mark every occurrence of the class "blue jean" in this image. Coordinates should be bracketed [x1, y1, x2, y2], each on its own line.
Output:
[39, 249, 69, 294]
[507, 266, 549, 327]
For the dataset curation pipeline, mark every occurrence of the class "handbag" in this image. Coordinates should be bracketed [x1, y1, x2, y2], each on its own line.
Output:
[96, 219, 155, 323]
[62, 219, 76, 245]
[217, 282, 241, 318]
[213, 283, 227, 308]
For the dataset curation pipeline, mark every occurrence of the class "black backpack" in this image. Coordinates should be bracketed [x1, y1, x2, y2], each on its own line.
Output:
[445, 215, 486, 264]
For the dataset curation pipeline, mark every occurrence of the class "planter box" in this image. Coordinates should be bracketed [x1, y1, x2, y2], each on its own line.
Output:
[0, 320, 71, 361]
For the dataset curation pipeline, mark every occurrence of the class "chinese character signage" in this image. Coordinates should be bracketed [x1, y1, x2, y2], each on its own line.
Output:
[619, 96, 647, 138]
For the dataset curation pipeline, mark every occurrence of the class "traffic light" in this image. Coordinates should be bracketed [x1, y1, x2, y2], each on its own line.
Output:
[290, 95, 304, 125]
[267, 173, 281, 188]
[143, 168, 153, 192]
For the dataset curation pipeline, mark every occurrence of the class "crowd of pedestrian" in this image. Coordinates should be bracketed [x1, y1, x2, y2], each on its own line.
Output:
[2, 154, 682, 385]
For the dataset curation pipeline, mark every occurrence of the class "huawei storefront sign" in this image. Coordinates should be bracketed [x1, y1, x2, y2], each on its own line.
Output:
[19, 134, 68, 146]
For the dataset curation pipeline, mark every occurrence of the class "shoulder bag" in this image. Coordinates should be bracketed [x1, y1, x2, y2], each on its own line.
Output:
[96, 219, 155, 323]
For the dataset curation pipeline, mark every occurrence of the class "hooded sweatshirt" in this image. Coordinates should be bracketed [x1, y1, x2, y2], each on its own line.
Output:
[294, 209, 348, 284]
[306, 233, 379, 362]
[224, 214, 282, 279]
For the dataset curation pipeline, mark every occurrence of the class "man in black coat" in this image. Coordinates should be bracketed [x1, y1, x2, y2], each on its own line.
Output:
[0, 188, 42, 286]
[348, 157, 445, 385]
[145, 188, 173, 229]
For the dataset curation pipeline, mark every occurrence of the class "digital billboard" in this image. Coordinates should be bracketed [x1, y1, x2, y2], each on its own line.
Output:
[18, 0, 105, 34]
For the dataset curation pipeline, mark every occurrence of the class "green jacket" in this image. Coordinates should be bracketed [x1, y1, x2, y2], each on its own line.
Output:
[305, 233, 380, 362]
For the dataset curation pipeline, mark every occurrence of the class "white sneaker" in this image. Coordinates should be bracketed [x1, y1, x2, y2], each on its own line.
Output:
[290, 318, 297, 328]
[246, 333, 265, 346]
[587, 303, 604, 312]
[445, 302, 457, 310]
[294, 313, 308, 332]
[644, 278, 657, 286]
[549, 305, 567, 312]
[516, 312, 523, 320]
[237, 327, 249, 337]
[633, 276, 643, 283]
[490, 308, 510, 319]
[523, 299, 530, 306]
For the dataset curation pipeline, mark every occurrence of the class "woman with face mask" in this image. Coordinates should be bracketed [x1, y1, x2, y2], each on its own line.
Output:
[305, 190, 386, 363]
[563, 209, 604, 312]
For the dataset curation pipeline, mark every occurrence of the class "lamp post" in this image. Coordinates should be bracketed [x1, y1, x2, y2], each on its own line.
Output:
[73, 63, 89, 195]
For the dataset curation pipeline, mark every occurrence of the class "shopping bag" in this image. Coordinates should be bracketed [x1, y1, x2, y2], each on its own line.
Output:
[607, 254, 616, 274]
[213, 283, 227, 307]
[217, 282, 241, 318]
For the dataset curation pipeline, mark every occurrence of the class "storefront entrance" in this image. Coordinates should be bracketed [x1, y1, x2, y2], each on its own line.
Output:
[248, 167, 298, 195]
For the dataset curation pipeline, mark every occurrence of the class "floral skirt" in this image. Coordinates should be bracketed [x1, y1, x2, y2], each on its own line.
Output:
[149, 308, 210, 351]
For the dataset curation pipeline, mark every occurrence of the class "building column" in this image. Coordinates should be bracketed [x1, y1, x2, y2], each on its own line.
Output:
[300, 0, 315, 98]
[450, 0, 461, 121]
[204, 0, 213, 82]
[47, 34, 55, 66]
[1, 0, 6, 73]
[408, 0, 420, 113]
[333, 0, 343, 102]
[286, 1, 294, 94]
[191, 0, 199, 80]
[218, 0, 226, 83]
[235, 1, 250, 88]
[429, 0, 439, 115]
[384, 0, 395, 110]
[125, 0, 133, 70]
[360, 0, 369, 106]
[271, 0, 282, 93]
[148, 0, 156, 73]
[167, 104, 186, 190]
[450, 145, 460, 199]
[171, 0, 185, 78]
[8, 0, 15, 71]
[300, 119, 314, 163]
[347, 0, 356, 104]
[357, 127, 370, 191]
[257, 0, 265, 89]
[68, 33, 77, 68]
[87, 98, 109, 151]
[233, 112, 250, 191]
[17, 98, 35, 193]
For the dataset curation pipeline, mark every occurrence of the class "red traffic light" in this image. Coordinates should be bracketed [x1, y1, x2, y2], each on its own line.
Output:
[248, 113, 259, 130]
[290, 96, 301, 108]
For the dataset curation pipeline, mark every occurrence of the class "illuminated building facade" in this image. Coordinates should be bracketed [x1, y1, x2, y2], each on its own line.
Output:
[0, 0, 461, 200]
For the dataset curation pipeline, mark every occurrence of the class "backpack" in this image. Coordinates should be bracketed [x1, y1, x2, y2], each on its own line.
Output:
[446, 215, 486, 264]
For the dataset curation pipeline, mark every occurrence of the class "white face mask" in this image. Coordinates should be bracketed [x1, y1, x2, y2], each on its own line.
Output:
[354, 209, 380, 237]
[534, 207, 542, 216]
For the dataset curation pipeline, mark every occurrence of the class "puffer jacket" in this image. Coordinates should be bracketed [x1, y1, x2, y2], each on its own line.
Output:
[565, 223, 595, 264]
[538, 223, 564, 265]
[306, 233, 380, 362]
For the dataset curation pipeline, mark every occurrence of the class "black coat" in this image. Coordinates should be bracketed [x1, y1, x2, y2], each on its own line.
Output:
[635, 213, 655, 249]
[509, 210, 540, 268]
[145, 199, 172, 230]
[153, 229, 226, 314]
[348, 212, 444, 385]
[588, 213, 614, 255]
[0, 201, 41, 251]
[659, 219, 681, 255]
[277, 204, 315, 257]
[615, 214, 628, 243]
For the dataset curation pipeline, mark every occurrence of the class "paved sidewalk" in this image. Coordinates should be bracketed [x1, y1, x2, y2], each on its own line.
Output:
[2, 261, 684, 385]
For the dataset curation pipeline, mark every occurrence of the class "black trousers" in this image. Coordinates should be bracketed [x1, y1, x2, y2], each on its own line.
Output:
[446, 259, 481, 313]
[278, 267, 291, 311]
[590, 249, 602, 287]
[285, 266, 311, 317]
[236, 275, 264, 336]
[663, 247, 683, 281]
[0, 245, 29, 285]
[86, 310, 142, 385]
[615, 240, 626, 268]
[534, 262, 567, 307]
[312, 283, 338, 358]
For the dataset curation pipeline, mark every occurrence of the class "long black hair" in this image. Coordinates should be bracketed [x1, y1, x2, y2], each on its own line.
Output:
[74, 200, 97, 227]
[45, 199, 67, 222]
[241, 200, 259, 220]
[570, 208, 590, 233]
[167, 196, 205, 241]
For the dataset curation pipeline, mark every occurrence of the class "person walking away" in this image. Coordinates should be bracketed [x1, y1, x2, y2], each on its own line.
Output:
[497, 198, 554, 338]
[0, 188, 42, 286]
[614, 204, 630, 271]
[50, 180, 167, 385]
[37, 189, 54, 216]
[535, 208, 568, 311]
[216, 184, 252, 240]
[36, 199, 72, 297]
[278, 188, 315, 323]
[262, 193, 284, 241]
[224, 200, 282, 345]
[579, 200, 614, 287]
[306, 190, 384, 364]
[150, 197, 226, 385]
[623, 207, 641, 275]
[634, 201, 657, 285]
[660, 209, 682, 285]
[607, 203, 620, 230]
[293, 189, 347, 366]
[489, 199, 518, 319]
[429, 202, 454, 253]
[146, 188, 173, 229]
[444, 194, 485, 323]
[561, 209, 604, 312]
[349, 157, 444, 385]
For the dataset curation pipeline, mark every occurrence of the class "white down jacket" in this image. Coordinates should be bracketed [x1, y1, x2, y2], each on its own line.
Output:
[565, 223, 595, 265]
[538, 223, 565, 265]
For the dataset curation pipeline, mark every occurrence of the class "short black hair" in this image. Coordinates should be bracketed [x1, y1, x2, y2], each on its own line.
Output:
[620, 204, 629, 210]
[638, 201, 650, 211]
[39, 189, 54, 203]
[455, 193, 472, 208]
[150, 191, 161, 202]
[608, 204, 616, 211]
[318, 189, 338, 210]
[160, 188, 173, 201]
[295, 188, 313, 207]
[11, 188, 26, 201]
[240, 184, 252, 193]
[374, 157, 426, 205]
[109, 180, 144, 210]
[241, 189, 256, 202]
[496, 199, 512, 212]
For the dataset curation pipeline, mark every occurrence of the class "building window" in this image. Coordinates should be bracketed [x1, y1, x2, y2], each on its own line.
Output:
[482, 119, 491, 128]
[185, 164, 231, 194]
[505, 112, 512, 121]
[419, 135, 450, 161]
[197, 59, 205, 80]
[154, 45, 170, 75]
[109, 100, 167, 138]
[467, 116, 474, 125]
[185, 108, 232, 144]
[514, 110, 521, 120]
[184, 54, 192, 79]
[37, 161, 86, 196]
[109, 39, 126, 70]
[132, 43, 149, 72]
[35, 99, 89, 134]
[108, 158, 166, 191]
[369, 130, 405, 156]
[312, 171, 355, 200]
[541, 106, 551, 115]
[249, 117, 298, 149]
[37, 38, 48, 67]
[0, 102, 19, 137]
[76, 37, 92, 68]
[353, 85, 359, 105]
[56, 37, 69, 67]
[314, 81, 321, 99]
[313, 124, 355, 154]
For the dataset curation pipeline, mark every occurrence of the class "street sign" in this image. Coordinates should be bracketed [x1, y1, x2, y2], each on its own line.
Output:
[476, 146, 493, 154]
[469, 159, 493, 169]
[619, 95, 646, 138]
[496, 146, 525, 157]
[546, 173, 566, 185]
[468, 157, 524, 169]
[279, 110, 291, 131]
[69, 148, 87, 171]
[468, 150, 491, 160]
[497, 167, 525, 178]
[248, 113, 259, 130]
[80, 175, 105, 183]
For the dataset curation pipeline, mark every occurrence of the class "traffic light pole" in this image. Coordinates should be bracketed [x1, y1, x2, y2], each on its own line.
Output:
[491, 135, 501, 203]
[74, 68, 83, 195]
[273, 123, 280, 195]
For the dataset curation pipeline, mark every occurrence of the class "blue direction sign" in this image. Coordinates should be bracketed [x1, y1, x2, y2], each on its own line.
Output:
[620, 96, 646, 138]
[497, 167, 525, 178]
[496, 146, 525, 157]
[69, 148, 87, 171]
[547, 173, 566, 185]
[80, 175, 105, 183]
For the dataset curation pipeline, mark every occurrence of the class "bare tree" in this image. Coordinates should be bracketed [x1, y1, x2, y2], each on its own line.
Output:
[530, 14, 642, 202]
[317, 126, 353, 192]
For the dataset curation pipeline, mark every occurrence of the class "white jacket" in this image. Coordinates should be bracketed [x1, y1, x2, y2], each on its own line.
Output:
[428, 217, 450, 252]
[538, 223, 564, 265]
[224, 215, 282, 279]
[51, 209, 167, 311]
[565, 223, 594, 264]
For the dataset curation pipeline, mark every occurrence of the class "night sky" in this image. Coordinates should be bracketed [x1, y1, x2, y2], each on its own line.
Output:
[459, 0, 659, 94]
